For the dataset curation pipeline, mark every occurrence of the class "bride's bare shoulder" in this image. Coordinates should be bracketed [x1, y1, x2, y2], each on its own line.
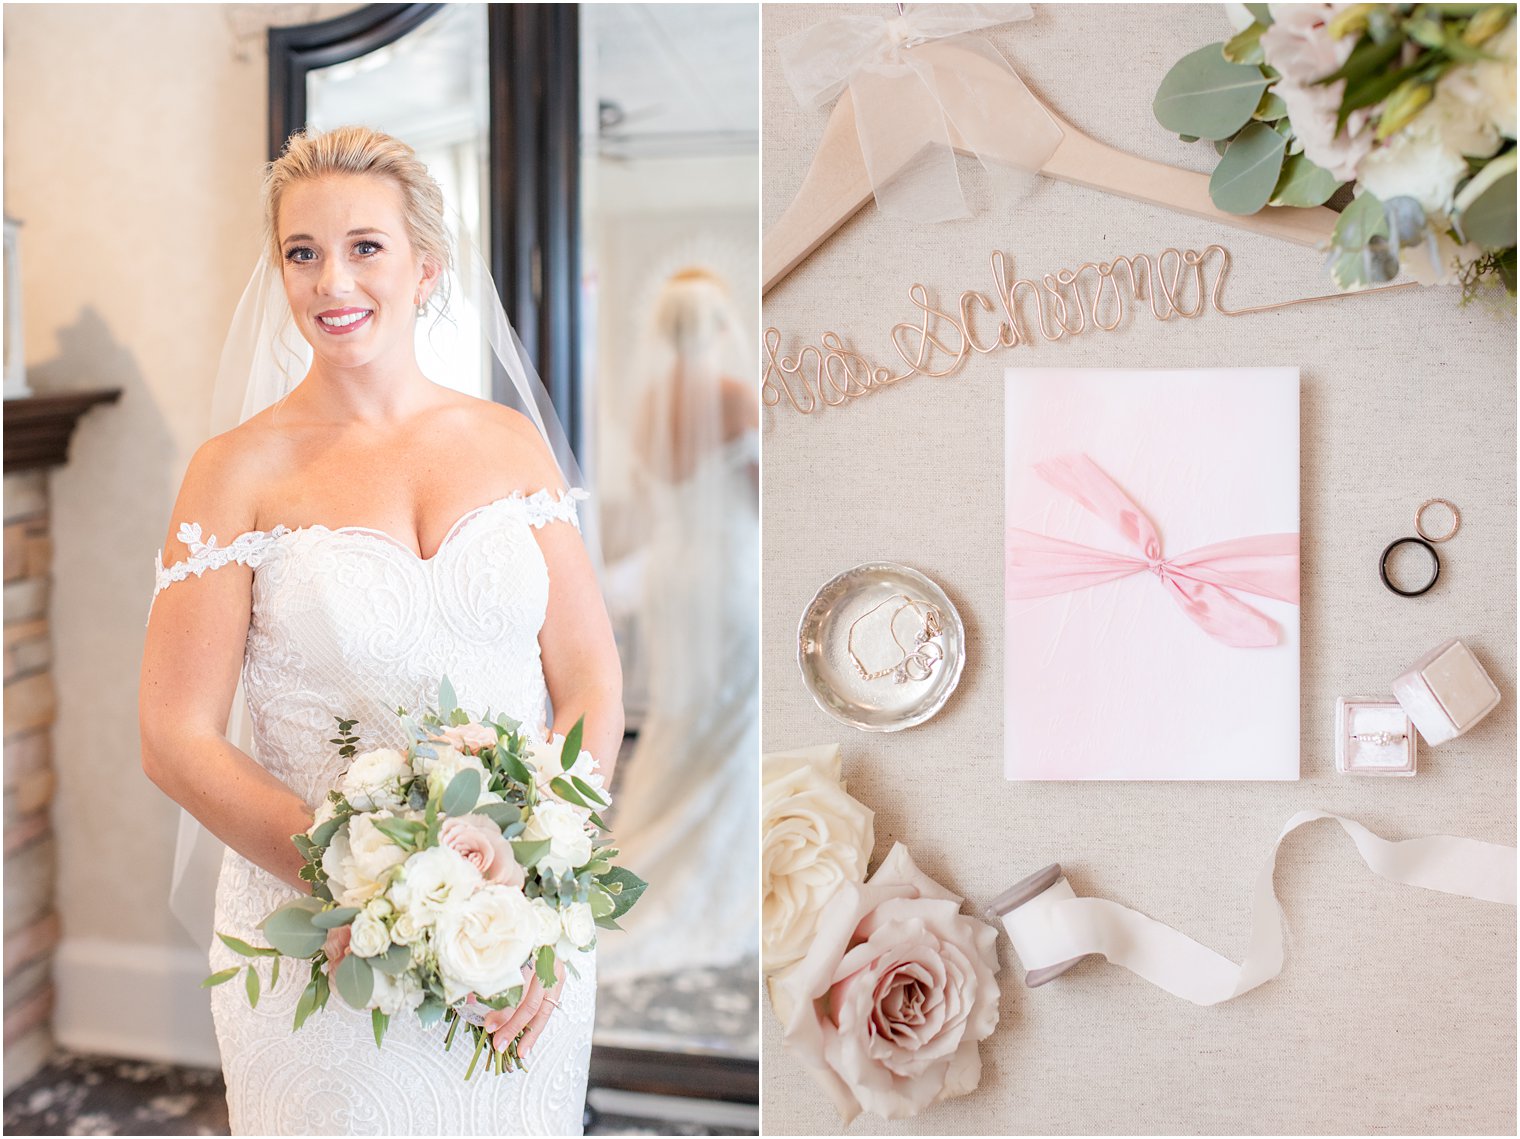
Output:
[159, 418, 281, 563]
[444, 393, 566, 491]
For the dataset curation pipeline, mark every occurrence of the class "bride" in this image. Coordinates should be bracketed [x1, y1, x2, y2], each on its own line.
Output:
[138, 126, 622, 1135]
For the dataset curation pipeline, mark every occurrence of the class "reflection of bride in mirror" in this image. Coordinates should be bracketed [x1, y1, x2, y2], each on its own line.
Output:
[601, 267, 759, 981]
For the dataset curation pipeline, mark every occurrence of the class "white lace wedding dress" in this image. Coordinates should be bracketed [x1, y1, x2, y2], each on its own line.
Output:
[600, 432, 759, 980]
[153, 489, 595, 1136]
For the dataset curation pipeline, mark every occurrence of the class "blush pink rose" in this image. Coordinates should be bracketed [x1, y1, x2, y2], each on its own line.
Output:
[433, 722, 498, 754]
[775, 844, 1000, 1124]
[439, 814, 524, 889]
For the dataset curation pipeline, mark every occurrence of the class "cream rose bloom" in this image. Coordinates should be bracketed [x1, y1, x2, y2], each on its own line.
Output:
[761, 745, 874, 975]
[368, 968, 425, 1016]
[338, 748, 412, 811]
[348, 910, 391, 958]
[525, 736, 610, 808]
[319, 821, 393, 908]
[560, 901, 596, 951]
[522, 799, 594, 877]
[390, 845, 482, 926]
[775, 844, 1001, 1125]
[390, 909, 424, 946]
[527, 897, 564, 949]
[421, 746, 490, 800]
[433, 884, 538, 1004]
[346, 812, 408, 888]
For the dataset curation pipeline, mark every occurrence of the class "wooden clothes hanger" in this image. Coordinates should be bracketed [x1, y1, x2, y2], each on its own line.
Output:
[763, 36, 1338, 294]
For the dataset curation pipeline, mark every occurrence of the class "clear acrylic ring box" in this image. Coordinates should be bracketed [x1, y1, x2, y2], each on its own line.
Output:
[796, 561, 966, 732]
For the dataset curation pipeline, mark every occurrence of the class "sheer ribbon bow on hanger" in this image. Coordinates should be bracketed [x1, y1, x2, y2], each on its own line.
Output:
[777, 3, 1062, 222]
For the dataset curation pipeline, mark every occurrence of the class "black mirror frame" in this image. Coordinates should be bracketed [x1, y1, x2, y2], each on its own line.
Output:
[267, 2, 583, 462]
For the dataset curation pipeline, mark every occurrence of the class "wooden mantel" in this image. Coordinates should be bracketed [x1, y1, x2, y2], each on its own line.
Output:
[3, 390, 122, 473]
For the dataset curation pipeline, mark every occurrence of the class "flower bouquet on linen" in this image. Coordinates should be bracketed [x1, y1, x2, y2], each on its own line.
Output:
[203, 677, 646, 1077]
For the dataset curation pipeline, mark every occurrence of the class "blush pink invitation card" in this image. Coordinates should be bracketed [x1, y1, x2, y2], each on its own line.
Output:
[1004, 367, 1300, 781]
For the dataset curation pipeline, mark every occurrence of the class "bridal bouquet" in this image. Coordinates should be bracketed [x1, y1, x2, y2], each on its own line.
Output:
[1155, 3, 1515, 295]
[204, 677, 645, 1077]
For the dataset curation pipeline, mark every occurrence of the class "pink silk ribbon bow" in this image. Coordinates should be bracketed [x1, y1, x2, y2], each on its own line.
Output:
[1006, 454, 1300, 648]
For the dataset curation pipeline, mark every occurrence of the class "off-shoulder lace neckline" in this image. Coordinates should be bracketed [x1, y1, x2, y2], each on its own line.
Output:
[272, 487, 586, 563]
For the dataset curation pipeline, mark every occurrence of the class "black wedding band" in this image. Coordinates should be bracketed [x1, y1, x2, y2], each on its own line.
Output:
[1379, 536, 1440, 597]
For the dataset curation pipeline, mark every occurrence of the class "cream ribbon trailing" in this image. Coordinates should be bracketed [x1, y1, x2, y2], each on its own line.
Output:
[997, 810, 1517, 1006]
[778, 3, 1062, 222]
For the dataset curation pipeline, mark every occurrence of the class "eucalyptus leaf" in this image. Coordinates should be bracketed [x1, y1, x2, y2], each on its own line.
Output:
[416, 996, 446, 1029]
[1214, 138, 1232, 157]
[335, 952, 375, 1010]
[535, 945, 557, 989]
[369, 943, 413, 977]
[512, 838, 551, 867]
[1210, 121, 1287, 214]
[201, 967, 241, 988]
[441, 769, 482, 818]
[1269, 152, 1342, 207]
[437, 675, 458, 717]
[1382, 196, 1428, 257]
[601, 866, 648, 921]
[309, 816, 343, 849]
[259, 897, 327, 959]
[293, 977, 320, 1030]
[312, 906, 361, 930]
[1154, 44, 1269, 140]
[217, 933, 278, 958]
[471, 801, 522, 828]
[1333, 191, 1390, 251]
[245, 965, 261, 1008]
[1329, 237, 1399, 290]
[589, 888, 616, 919]
[1454, 149, 1517, 248]
[1179, 133, 1199, 143]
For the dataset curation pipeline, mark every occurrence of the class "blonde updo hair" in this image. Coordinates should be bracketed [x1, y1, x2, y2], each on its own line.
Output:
[262, 126, 453, 285]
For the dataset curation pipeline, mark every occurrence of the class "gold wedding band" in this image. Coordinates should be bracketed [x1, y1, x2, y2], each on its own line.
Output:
[1415, 498, 1461, 543]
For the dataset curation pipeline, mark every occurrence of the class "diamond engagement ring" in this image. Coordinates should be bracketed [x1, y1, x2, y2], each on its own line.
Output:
[1353, 731, 1406, 746]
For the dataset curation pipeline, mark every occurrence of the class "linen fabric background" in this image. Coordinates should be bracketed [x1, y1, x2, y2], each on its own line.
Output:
[759, 4, 1517, 1135]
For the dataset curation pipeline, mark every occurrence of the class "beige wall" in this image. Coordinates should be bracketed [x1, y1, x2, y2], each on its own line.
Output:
[3, 2, 355, 1059]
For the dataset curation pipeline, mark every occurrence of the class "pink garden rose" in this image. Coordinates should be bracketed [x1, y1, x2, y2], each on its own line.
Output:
[439, 813, 524, 889]
[433, 721, 498, 754]
[776, 843, 1000, 1124]
[1261, 3, 1373, 181]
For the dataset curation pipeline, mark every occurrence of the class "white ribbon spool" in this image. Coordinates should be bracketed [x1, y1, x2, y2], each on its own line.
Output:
[989, 810, 1516, 1007]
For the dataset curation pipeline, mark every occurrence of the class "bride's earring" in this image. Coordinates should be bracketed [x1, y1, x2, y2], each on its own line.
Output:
[415, 287, 429, 317]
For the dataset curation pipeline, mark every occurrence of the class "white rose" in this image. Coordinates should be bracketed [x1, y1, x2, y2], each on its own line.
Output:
[761, 744, 875, 976]
[525, 736, 611, 809]
[433, 884, 538, 1004]
[346, 812, 408, 888]
[1465, 20, 1516, 139]
[522, 800, 594, 876]
[390, 845, 482, 926]
[368, 969, 425, 1016]
[364, 897, 393, 921]
[339, 748, 412, 811]
[390, 909, 424, 946]
[527, 898, 564, 949]
[560, 901, 596, 950]
[319, 822, 386, 907]
[349, 910, 391, 958]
